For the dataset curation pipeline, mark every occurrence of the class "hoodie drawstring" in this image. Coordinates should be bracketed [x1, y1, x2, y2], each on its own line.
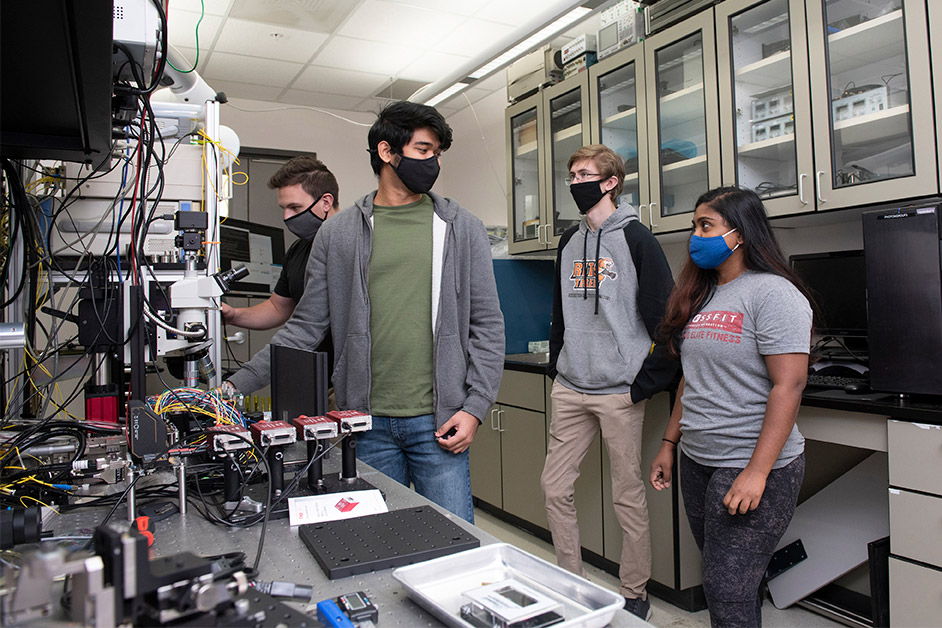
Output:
[582, 227, 603, 315]
[594, 228, 602, 315]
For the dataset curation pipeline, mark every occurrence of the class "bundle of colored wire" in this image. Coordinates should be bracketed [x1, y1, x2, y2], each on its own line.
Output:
[147, 387, 245, 427]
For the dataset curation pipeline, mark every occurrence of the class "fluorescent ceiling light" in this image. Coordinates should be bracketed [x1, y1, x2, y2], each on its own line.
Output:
[426, 82, 470, 107]
[468, 7, 591, 80]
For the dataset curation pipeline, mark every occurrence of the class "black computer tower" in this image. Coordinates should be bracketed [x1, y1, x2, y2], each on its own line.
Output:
[862, 205, 942, 395]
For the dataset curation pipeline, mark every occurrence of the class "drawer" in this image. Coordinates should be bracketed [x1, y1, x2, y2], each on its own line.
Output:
[889, 488, 942, 568]
[888, 420, 942, 494]
[890, 557, 942, 627]
[497, 369, 544, 412]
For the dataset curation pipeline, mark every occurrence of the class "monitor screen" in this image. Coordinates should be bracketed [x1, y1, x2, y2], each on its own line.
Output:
[219, 218, 286, 296]
[790, 249, 867, 337]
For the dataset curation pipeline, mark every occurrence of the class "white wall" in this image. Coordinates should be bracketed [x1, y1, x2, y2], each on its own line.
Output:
[438, 86, 510, 226]
[223, 98, 378, 210]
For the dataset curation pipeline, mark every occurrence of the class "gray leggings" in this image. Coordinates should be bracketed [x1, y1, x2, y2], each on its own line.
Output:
[680, 452, 805, 628]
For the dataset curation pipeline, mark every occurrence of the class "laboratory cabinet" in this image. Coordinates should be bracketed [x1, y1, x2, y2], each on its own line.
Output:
[641, 8, 723, 231]
[506, 73, 592, 254]
[887, 419, 942, 627]
[509, 0, 940, 238]
[717, 0, 936, 216]
[470, 369, 549, 528]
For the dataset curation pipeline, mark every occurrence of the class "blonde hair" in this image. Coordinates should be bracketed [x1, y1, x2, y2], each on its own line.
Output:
[567, 144, 625, 202]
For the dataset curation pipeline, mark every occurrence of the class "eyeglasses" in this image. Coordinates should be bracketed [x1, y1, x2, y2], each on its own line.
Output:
[565, 172, 602, 186]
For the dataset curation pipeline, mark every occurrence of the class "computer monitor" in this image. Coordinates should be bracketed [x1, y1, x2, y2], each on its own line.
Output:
[790, 249, 868, 338]
[218, 218, 286, 296]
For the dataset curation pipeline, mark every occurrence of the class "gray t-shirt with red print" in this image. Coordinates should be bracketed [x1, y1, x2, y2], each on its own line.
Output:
[679, 271, 812, 468]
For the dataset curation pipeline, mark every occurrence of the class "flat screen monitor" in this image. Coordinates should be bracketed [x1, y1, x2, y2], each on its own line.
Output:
[790, 249, 867, 337]
[219, 218, 285, 296]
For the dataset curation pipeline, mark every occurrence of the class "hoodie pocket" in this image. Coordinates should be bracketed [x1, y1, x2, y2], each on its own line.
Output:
[334, 334, 370, 410]
[436, 333, 467, 408]
[557, 328, 630, 389]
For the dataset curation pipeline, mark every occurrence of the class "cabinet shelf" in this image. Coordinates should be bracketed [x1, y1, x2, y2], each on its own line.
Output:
[833, 104, 911, 147]
[659, 83, 705, 126]
[739, 133, 796, 158]
[828, 10, 904, 75]
[553, 124, 583, 142]
[661, 154, 707, 186]
[601, 107, 637, 130]
[735, 50, 791, 90]
[515, 141, 538, 157]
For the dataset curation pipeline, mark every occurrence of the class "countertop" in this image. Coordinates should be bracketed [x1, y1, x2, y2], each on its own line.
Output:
[504, 352, 551, 375]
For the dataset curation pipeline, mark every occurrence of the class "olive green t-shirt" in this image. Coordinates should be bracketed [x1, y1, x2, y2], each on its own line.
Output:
[369, 195, 434, 416]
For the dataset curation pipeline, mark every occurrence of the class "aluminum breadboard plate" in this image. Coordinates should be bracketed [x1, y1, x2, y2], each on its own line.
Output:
[298, 505, 480, 580]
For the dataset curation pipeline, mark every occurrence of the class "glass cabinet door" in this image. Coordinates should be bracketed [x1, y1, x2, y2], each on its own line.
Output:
[544, 75, 590, 245]
[506, 96, 545, 254]
[590, 44, 649, 219]
[644, 9, 722, 232]
[807, 0, 936, 208]
[717, 0, 814, 216]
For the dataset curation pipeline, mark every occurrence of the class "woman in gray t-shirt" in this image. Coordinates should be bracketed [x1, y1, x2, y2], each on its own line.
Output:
[650, 187, 812, 628]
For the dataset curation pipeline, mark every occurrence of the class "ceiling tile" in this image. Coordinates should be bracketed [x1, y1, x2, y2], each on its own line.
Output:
[202, 52, 305, 87]
[171, 46, 212, 74]
[168, 10, 224, 50]
[206, 79, 285, 102]
[431, 18, 516, 58]
[279, 89, 366, 111]
[475, 0, 564, 27]
[170, 0, 234, 17]
[398, 49, 472, 83]
[352, 97, 393, 114]
[214, 18, 327, 63]
[293, 66, 391, 97]
[312, 36, 420, 76]
[386, 0, 491, 17]
[228, 0, 359, 32]
[338, 0, 465, 47]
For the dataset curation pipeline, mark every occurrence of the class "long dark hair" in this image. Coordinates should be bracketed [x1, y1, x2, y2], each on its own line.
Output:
[659, 186, 812, 357]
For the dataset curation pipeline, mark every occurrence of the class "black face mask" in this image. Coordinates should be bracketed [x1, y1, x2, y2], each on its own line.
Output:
[569, 180, 609, 214]
[392, 154, 440, 194]
[284, 195, 325, 241]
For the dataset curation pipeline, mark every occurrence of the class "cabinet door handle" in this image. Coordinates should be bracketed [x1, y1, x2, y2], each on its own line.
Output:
[798, 173, 808, 205]
[816, 171, 827, 204]
[543, 224, 552, 244]
[497, 409, 505, 432]
[490, 408, 498, 430]
[638, 204, 649, 228]
[536, 224, 543, 244]
[649, 202, 658, 228]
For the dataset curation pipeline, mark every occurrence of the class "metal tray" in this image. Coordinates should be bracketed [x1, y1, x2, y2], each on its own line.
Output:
[392, 543, 624, 628]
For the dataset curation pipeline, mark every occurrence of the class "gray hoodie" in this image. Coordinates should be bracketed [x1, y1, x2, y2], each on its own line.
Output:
[228, 191, 505, 428]
[550, 203, 676, 398]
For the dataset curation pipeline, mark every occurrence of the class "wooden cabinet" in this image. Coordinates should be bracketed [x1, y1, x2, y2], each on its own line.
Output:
[887, 419, 942, 626]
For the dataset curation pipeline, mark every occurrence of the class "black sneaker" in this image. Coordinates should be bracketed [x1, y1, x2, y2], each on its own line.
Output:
[624, 596, 652, 621]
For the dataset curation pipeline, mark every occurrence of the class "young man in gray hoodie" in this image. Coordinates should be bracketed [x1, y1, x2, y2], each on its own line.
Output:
[542, 145, 676, 620]
[224, 102, 505, 522]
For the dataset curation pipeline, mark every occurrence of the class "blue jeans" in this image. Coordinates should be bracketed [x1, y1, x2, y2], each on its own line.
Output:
[355, 414, 474, 523]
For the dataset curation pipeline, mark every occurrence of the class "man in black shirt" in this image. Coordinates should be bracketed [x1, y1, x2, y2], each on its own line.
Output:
[221, 156, 339, 329]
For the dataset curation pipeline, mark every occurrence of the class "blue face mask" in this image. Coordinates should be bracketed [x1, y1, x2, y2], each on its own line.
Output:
[689, 228, 739, 269]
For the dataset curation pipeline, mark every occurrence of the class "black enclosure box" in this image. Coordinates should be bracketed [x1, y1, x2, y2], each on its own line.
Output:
[863, 205, 942, 396]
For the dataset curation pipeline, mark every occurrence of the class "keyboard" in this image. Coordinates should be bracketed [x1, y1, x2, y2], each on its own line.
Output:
[805, 373, 869, 389]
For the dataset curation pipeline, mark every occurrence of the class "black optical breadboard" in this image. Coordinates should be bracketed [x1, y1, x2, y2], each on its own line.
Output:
[298, 505, 479, 579]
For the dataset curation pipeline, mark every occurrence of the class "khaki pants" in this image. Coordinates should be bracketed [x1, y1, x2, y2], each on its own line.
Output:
[541, 380, 651, 599]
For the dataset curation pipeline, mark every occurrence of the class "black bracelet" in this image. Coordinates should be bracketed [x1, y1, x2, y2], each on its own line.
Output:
[662, 437, 678, 445]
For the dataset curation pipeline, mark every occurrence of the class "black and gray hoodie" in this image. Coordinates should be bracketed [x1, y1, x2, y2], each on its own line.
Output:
[548, 202, 677, 402]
